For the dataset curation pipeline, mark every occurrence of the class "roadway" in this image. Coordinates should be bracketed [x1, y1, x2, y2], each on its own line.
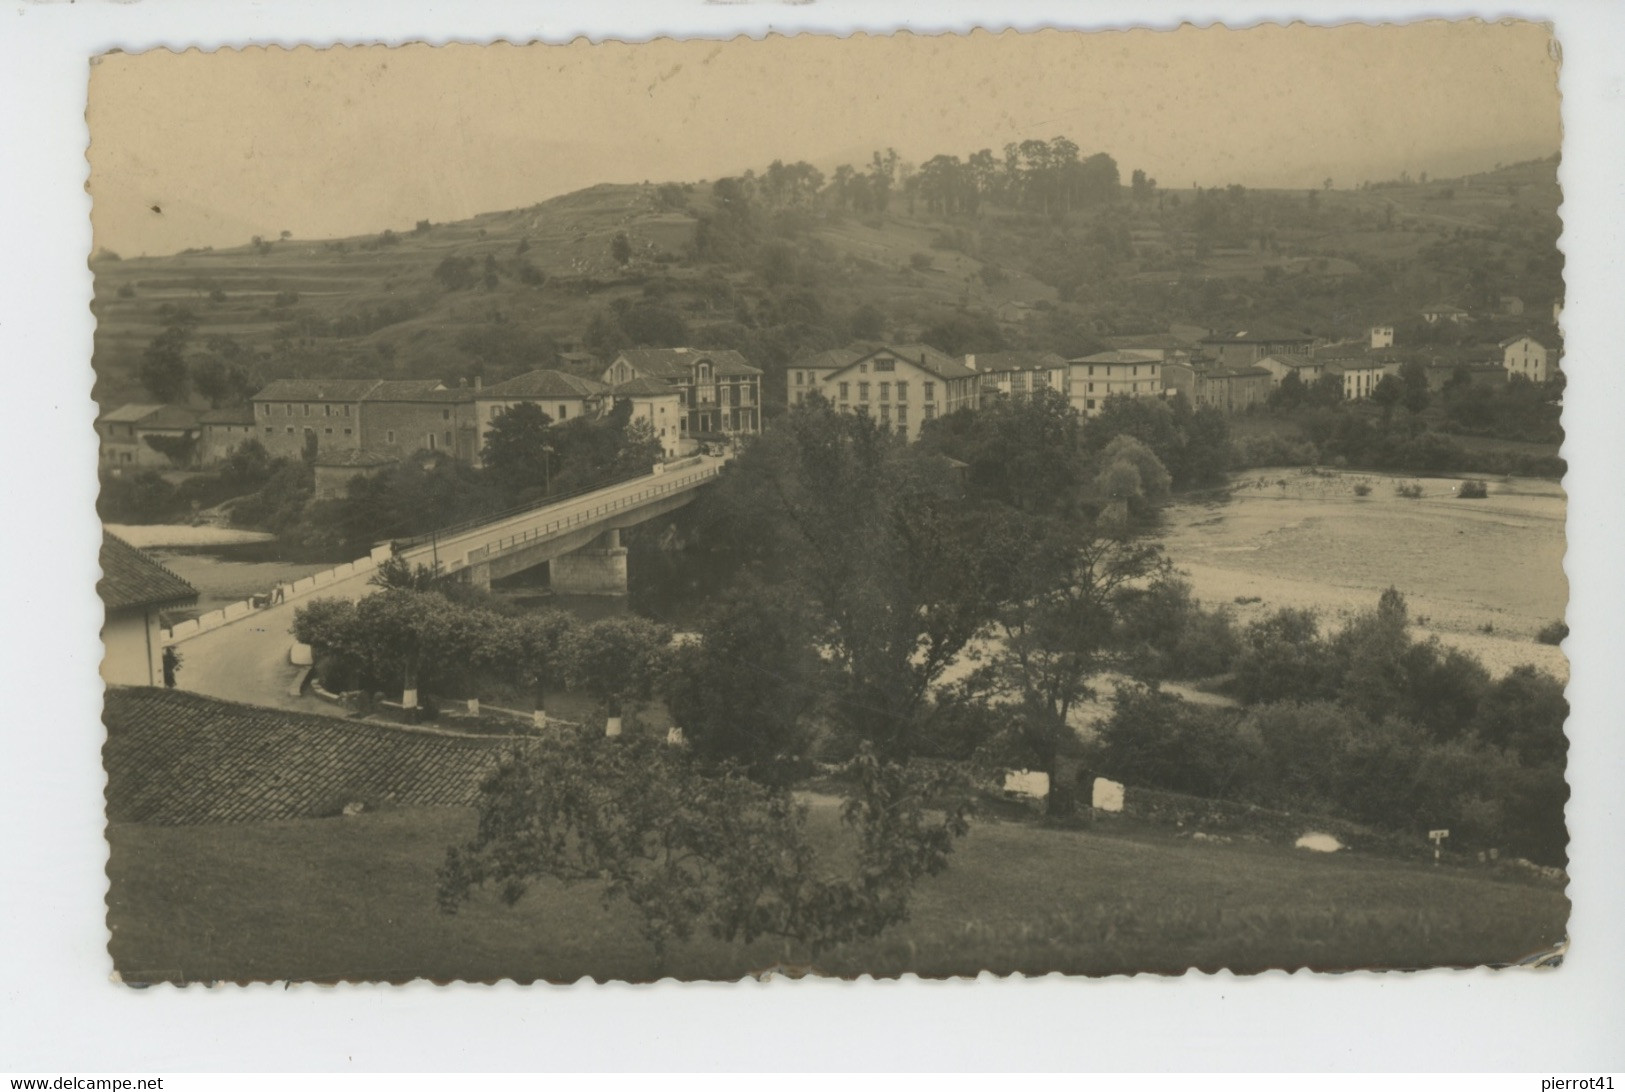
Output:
[170, 455, 727, 712]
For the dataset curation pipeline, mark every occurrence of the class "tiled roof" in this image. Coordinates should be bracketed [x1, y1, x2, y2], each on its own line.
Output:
[253, 379, 385, 402]
[99, 403, 165, 424]
[1073, 350, 1164, 365]
[132, 405, 200, 431]
[791, 346, 877, 374]
[98, 532, 198, 613]
[103, 688, 522, 826]
[365, 380, 461, 403]
[1499, 335, 1545, 349]
[614, 348, 760, 378]
[1102, 333, 1198, 351]
[198, 405, 256, 425]
[968, 350, 1070, 374]
[1203, 366, 1274, 380]
[1200, 327, 1315, 345]
[612, 377, 681, 398]
[825, 343, 974, 381]
[477, 370, 609, 400]
[1257, 354, 1322, 370]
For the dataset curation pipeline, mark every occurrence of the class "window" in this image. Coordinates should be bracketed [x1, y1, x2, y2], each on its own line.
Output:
[1087, 399, 1096, 410]
[795, 371, 805, 386]
[303, 404, 311, 416]
[285, 403, 293, 416]
[858, 363, 868, 374]
[896, 404, 908, 423]
[923, 382, 935, 401]
[558, 404, 569, 420]
[428, 433, 437, 450]
[325, 404, 332, 416]
[896, 381, 908, 402]
[445, 431, 453, 447]
[344, 428, 353, 436]
[442, 409, 451, 421]
[264, 427, 274, 435]
[873, 358, 895, 372]
[1088, 382, 1095, 393]
[838, 382, 850, 401]
[261, 404, 270, 417]
[880, 404, 891, 422]
[286, 427, 294, 434]
[923, 405, 936, 420]
[858, 382, 871, 401]
[324, 427, 333, 435]
[879, 382, 890, 401]
[386, 430, 396, 444]
[344, 404, 351, 417]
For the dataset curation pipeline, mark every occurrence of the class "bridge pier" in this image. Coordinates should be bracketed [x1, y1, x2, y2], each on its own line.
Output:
[549, 528, 628, 596]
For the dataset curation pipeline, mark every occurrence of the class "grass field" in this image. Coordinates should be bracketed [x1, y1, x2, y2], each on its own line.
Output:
[106, 800, 1568, 984]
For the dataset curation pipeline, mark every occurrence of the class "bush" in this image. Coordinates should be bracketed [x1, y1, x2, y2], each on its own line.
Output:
[1458, 479, 1489, 499]
[1395, 483, 1423, 499]
[1352, 482, 1372, 497]
[1536, 620, 1568, 646]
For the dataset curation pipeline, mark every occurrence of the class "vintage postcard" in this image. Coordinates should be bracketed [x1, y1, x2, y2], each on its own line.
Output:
[91, 24, 1569, 984]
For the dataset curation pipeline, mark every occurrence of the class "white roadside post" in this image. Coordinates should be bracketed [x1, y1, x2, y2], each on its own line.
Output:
[1429, 828, 1450, 865]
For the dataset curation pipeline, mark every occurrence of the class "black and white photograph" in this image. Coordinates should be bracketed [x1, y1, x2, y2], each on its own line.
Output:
[86, 24, 1575, 985]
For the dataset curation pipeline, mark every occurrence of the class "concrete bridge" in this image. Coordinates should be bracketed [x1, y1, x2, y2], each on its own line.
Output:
[162, 454, 727, 711]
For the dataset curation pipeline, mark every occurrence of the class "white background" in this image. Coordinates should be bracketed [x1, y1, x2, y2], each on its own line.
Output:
[1, 0, 1621, 1073]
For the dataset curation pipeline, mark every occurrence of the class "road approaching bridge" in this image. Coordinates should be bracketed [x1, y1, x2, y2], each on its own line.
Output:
[164, 454, 728, 711]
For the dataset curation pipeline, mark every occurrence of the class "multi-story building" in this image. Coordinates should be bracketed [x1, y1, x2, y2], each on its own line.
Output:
[198, 405, 258, 465]
[965, 351, 1071, 407]
[1325, 359, 1398, 401]
[1099, 332, 1198, 364]
[611, 377, 685, 460]
[1421, 303, 1471, 325]
[1369, 325, 1396, 350]
[1198, 328, 1316, 369]
[97, 404, 201, 469]
[788, 346, 873, 406]
[1501, 335, 1555, 383]
[1164, 363, 1273, 412]
[250, 379, 381, 461]
[1068, 350, 1165, 417]
[1255, 354, 1329, 388]
[471, 370, 608, 455]
[602, 348, 762, 441]
[815, 343, 978, 442]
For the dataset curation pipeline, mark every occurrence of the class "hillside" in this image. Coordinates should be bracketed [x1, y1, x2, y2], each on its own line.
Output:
[89, 154, 1562, 412]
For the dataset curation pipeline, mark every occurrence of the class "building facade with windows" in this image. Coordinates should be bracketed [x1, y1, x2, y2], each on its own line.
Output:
[472, 370, 610, 455]
[360, 382, 480, 462]
[249, 379, 380, 461]
[1198, 328, 1316, 369]
[788, 346, 872, 405]
[97, 404, 201, 469]
[815, 343, 978, 442]
[602, 348, 762, 442]
[1068, 350, 1166, 417]
[1501, 335, 1554, 384]
[611, 377, 685, 460]
[965, 351, 1071, 407]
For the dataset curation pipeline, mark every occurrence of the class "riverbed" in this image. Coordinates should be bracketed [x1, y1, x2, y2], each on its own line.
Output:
[1157, 468, 1569, 680]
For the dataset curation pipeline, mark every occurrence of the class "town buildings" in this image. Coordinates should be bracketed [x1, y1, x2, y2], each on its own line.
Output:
[197, 405, 257, 466]
[1255, 354, 1328, 388]
[1163, 362, 1273, 412]
[1069, 350, 1165, 417]
[250, 377, 483, 463]
[611, 377, 685, 460]
[473, 370, 609, 454]
[97, 404, 200, 469]
[815, 343, 979, 442]
[1324, 358, 1397, 401]
[602, 348, 763, 442]
[966, 350, 1071, 407]
[1421, 303, 1471, 325]
[1501, 335, 1555, 383]
[1198, 328, 1315, 369]
[98, 531, 197, 687]
[788, 346, 873, 405]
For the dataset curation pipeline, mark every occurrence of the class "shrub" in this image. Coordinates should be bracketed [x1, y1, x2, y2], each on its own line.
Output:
[1458, 479, 1489, 499]
[1352, 482, 1372, 497]
[1536, 620, 1569, 646]
[1395, 483, 1423, 499]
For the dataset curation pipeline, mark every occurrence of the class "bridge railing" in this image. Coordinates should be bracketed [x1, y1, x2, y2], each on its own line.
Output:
[431, 462, 722, 566]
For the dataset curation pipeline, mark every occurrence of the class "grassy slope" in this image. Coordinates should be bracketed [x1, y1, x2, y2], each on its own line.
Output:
[107, 801, 1568, 984]
[90, 159, 1561, 410]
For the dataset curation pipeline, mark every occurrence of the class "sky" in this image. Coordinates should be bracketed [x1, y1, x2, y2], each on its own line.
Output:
[87, 21, 1562, 258]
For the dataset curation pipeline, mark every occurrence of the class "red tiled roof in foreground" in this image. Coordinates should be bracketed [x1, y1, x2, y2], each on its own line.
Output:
[98, 532, 198, 613]
[103, 688, 525, 825]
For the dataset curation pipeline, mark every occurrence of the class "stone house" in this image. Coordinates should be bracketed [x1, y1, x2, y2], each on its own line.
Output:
[1325, 359, 1398, 401]
[1255, 354, 1328, 388]
[1068, 350, 1165, 417]
[472, 370, 610, 456]
[359, 381, 478, 462]
[197, 405, 258, 465]
[816, 343, 979, 442]
[1193, 365, 1274, 413]
[1198, 327, 1316, 369]
[1501, 335, 1555, 383]
[611, 377, 686, 460]
[602, 348, 763, 442]
[97, 404, 201, 469]
[249, 379, 378, 461]
[1421, 303, 1471, 325]
[788, 346, 874, 406]
[98, 531, 198, 687]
